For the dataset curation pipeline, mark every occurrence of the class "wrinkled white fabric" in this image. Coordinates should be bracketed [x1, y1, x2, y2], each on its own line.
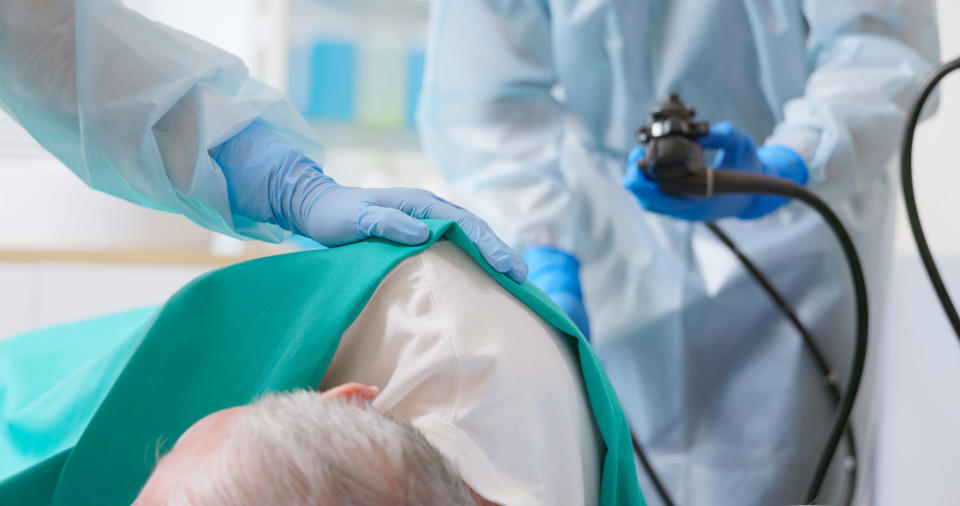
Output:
[321, 240, 602, 506]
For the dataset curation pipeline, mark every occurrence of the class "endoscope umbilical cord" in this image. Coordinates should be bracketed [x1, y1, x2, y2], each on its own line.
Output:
[901, 56, 960, 341]
[651, 171, 869, 505]
[705, 222, 858, 506]
[629, 217, 861, 506]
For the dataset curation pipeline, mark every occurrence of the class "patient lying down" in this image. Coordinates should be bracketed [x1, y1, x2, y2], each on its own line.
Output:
[137, 387, 480, 505]
[136, 240, 602, 506]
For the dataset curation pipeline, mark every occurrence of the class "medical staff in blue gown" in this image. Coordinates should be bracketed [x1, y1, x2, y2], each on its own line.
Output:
[417, 1, 939, 504]
[0, 1, 526, 283]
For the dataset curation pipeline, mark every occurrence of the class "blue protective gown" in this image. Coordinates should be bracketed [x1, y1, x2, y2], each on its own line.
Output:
[417, 1, 940, 504]
[0, 0, 321, 243]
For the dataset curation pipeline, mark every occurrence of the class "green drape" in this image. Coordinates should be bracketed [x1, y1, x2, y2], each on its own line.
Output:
[0, 220, 643, 506]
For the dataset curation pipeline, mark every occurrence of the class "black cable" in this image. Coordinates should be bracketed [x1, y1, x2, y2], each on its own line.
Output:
[629, 428, 676, 506]
[659, 171, 868, 504]
[706, 222, 858, 506]
[623, 217, 860, 506]
[901, 56, 960, 340]
[706, 223, 832, 372]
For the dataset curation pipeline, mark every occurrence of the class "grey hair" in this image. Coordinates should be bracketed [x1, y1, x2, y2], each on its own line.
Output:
[165, 389, 474, 506]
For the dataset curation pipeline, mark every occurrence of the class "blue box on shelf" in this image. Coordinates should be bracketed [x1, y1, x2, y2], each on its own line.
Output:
[307, 41, 356, 121]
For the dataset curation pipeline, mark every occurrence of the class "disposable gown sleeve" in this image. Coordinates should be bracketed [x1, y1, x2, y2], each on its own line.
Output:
[416, 0, 581, 255]
[764, 0, 940, 196]
[0, 0, 323, 242]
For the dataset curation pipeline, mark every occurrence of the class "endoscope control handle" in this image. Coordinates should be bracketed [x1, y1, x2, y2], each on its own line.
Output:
[636, 94, 711, 181]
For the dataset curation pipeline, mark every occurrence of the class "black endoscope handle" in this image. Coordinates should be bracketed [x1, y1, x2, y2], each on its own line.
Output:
[637, 94, 710, 180]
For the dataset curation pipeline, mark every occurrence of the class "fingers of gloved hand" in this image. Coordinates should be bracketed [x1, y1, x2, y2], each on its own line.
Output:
[627, 144, 646, 168]
[697, 121, 757, 170]
[366, 188, 527, 282]
[440, 212, 515, 278]
[389, 191, 526, 282]
[503, 250, 529, 284]
[756, 145, 810, 185]
[696, 121, 751, 151]
[622, 155, 655, 194]
[356, 206, 431, 245]
[457, 219, 527, 284]
[365, 187, 444, 214]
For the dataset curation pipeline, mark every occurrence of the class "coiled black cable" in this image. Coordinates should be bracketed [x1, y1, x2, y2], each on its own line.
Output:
[901, 56, 960, 340]
[626, 219, 860, 506]
[706, 222, 858, 506]
[657, 171, 869, 505]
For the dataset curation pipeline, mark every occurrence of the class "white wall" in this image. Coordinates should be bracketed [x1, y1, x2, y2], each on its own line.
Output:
[876, 257, 960, 506]
[874, 3, 960, 504]
[124, 0, 289, 90]
[893, 0, 960, 255]
[0, 262, 214, 338]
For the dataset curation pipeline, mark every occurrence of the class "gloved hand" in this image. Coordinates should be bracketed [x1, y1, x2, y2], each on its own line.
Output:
[524, 246, 591, 340]
[213, 123, 527, 283]
[623, 121, 808, 221]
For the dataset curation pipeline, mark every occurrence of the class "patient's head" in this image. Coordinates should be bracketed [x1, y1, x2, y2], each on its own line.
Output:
[136, 385, 474, 506]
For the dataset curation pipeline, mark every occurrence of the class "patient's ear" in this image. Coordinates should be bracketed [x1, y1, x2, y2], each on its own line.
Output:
[320, 382, 380, 403]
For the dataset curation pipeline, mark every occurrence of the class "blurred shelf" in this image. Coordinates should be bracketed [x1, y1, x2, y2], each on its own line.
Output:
[303, 0, 429, 10]
[0, 247, 288, 266]
[310, 121, 423, 151]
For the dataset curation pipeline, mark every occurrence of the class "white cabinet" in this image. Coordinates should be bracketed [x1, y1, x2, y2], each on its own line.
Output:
[0, 262, 215, 341]
[875, 256, 960, 506]
[0, 264, 35, 337]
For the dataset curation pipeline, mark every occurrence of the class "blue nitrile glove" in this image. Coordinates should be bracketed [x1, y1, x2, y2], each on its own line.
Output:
[213, 123, 527, 283]
[623, 121, 808, 221]
[524, 246, 591, 340]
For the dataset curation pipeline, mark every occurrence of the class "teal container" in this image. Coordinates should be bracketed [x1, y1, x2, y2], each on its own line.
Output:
[406, 49, 426, 127]
[307, 41, 356, 121]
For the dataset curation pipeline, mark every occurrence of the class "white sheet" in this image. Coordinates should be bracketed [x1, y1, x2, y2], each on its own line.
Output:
[319, 239, 602, 506]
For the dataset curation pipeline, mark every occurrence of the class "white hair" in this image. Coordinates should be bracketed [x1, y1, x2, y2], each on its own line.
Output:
[164, 389, 474, 506]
